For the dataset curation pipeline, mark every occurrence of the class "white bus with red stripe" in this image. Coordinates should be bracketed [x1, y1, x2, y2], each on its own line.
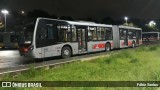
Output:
[112, 25, 142, 48]
[142, 32, 159, 41]
[19, 18, 142, 59]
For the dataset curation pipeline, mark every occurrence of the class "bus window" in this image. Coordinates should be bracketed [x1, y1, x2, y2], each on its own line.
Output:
[128, 30, 133, 39]
[72, 26, 77, 42]
[88, 28, 92, 41]
[128, 30, 136, 39]
[105, 28, 112, 40]
[97, 27, 106, 41]
[57, 25, 71, 42]
[97, 27, 101, 40]
[120, 29, 127, 40]
[88, 27, 97, 41]
[101, 28, 106, 40]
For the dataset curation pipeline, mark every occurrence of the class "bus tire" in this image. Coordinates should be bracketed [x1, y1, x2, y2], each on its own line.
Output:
[132, 41, 136, 48]
[105, 43, 111, 52]
[61, 46, 71, 59]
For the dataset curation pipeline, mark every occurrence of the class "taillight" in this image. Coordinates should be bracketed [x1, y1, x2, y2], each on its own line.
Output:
[21, 45, 34, 53]
[23, 48, 29, 52]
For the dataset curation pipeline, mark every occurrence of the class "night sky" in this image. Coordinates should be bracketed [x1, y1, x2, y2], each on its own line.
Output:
[1, 0, 160, 20]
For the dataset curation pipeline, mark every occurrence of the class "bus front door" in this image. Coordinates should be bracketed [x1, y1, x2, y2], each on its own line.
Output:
[77, 27, 87, 53]
[123, 29, 128, 46]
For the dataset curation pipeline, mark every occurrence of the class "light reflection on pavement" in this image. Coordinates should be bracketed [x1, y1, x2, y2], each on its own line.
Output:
[0, 50, 27, 68]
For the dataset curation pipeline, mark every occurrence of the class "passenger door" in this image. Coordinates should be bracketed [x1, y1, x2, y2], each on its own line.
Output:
[120, 29, 128, 47]
[136, 30, 141, 45]
[124, 29, 128, 46]
[77, 26, 87, 53]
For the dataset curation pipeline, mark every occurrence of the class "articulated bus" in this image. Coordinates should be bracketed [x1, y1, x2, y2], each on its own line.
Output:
[0, 32, 19, 49]
[142, 32, 159, 41]
[19, 18, 142, 59]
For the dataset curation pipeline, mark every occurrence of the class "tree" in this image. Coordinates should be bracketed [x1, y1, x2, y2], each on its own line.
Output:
[145, 24, 159, 32]
[123, 22, 138, 27]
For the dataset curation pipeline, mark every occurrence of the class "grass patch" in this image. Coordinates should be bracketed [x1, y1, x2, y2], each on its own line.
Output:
[148, 46, 159, 51]
[1, 45, 160, 90]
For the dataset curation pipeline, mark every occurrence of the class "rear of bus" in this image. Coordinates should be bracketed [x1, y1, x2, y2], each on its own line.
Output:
[19, 19, 35, 57]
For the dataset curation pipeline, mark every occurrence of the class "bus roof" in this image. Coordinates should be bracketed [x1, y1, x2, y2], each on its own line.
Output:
[142, 32, 159, 34]
[118, 25, 142, 30]
[37, 17, 112, 28]
[66, 21, 112, 27]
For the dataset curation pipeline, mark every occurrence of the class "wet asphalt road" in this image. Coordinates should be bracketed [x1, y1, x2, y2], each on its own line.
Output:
[0, 50, 28, 68]
[0, 41, 159, 69]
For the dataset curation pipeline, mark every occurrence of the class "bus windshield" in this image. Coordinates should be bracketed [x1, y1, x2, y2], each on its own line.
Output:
[36, 19, 70, 48]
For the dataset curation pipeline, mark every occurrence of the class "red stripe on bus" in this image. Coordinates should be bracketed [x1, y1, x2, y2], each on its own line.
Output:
[93, 43, 105, 49]
[121, 42, 124, 46]
[128, 41, 132, 46]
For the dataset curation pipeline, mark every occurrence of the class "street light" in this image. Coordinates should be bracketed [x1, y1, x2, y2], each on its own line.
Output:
[21, 11, 25, 14]
[1, 9, 9, 32]
[124, 16, 128, 25]
[21, 10, 25, 15]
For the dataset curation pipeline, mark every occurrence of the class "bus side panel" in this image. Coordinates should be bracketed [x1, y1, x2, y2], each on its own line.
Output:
[120, 40, 125, 48]
[30, 48, 42, 58]
[87, 41, 106, 52]
[31, 43, 79, 58]
[128, 39, 135, 47]
[67, 43, 79, 55]
[112, 26, 120, 48]
[41, 45, 61, 58]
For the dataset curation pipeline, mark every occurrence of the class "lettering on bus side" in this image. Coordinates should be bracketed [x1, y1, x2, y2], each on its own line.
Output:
[128, 41, 132, 46]
[92, 43, 105, 49]
[121, 42, 124, 46]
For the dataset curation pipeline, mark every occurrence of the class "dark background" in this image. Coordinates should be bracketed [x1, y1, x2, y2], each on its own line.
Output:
[0, 0, 160, 32]
[1, 0, 160, 20]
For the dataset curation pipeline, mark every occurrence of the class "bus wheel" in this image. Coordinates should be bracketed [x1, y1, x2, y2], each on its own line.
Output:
[132, 42, 136, 48]
[61, 46, 71, 59]
[105, 43, 111, 52]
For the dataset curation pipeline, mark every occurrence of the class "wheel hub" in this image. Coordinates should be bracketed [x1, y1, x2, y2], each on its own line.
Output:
[64, 49, 69, 55]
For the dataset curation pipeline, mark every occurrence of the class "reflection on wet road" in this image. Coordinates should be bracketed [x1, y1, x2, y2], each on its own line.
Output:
[0, 50, 61, 69]
[0, 50, 28, 68]
[0, 41, 159, 69]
